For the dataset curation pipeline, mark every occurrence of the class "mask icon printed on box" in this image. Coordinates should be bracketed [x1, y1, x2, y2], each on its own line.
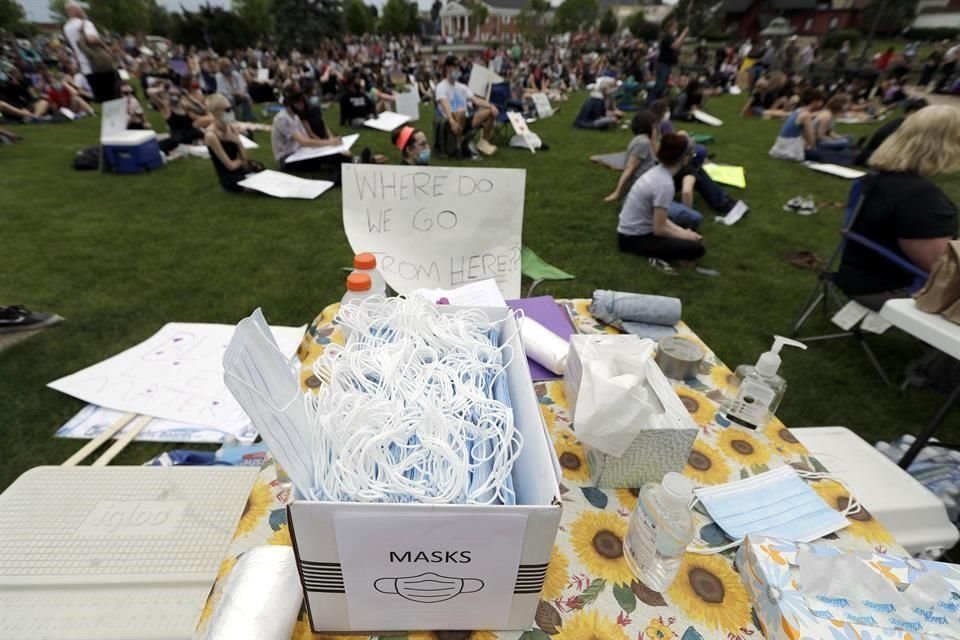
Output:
[374, 572, 485, 603]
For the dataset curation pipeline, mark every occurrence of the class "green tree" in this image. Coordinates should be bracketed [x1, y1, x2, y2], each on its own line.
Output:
[274, 0, 343, 49]
[664, 0, 720, 38]
[466, 0, 488, 39]
[87, 0, 151, 34]
[368, 3, 378, 20]
[518, 0, 549, 46]
[552, 0, 598, 33]
[148, 0, 172, 36]
[598, 7, 617, 36]
[628, 12, 658, 41]
[48, 0, 69, 24]
[862, 0, 919, 35]
[406, 0, 420, 34]
[379, 0, 415, 34]
[170, 6, 254, 51]
[234, 0, 275, 40]
[344, 0, 374, 34]
[0, 0, 25, 31]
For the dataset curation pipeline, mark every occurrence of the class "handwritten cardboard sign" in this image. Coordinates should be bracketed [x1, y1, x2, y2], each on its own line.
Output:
[341, 164, 525, 299]
[507, 112, 538, 153]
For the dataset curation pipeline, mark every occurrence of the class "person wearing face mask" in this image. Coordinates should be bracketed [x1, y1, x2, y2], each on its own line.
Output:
[159, 84, 207, 148]
[203, 93, 264, 193]
[272, 87, 353, 181]
[44, 72, 95, 118]
[339, 72, 376, 127]
[120, 83, 150, 130]
[391, 126, 431, 165]
[435, 56, 499, 157]
[216, 57, 254, 122]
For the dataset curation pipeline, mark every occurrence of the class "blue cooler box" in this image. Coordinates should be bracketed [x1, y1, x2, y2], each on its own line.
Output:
[101, 131, 163, 174]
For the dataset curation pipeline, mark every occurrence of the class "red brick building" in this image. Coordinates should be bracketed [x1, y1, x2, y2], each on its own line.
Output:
[723, 0, 868, 40]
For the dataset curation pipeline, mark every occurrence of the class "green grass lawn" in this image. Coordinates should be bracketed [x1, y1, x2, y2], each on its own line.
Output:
[1, 93, 958, 490]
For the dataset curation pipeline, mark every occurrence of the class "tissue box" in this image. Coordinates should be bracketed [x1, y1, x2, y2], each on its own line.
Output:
[564, 334, 699, 489]
[287, 307, 564, 633]
[737, 535, 960, 640]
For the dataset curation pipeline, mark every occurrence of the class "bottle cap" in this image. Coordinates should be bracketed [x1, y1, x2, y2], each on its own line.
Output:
[346, 272, 372, 292]
[661, 472, 693, 509]
[354, 252, 377, 270]
[755, 335, 806, 377]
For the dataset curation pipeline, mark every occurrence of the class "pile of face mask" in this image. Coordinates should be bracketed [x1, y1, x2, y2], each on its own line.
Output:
[305, 296, 523, 505]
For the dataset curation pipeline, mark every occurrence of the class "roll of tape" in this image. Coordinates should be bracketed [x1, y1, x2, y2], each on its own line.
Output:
[520, 317, 569, 376]
[656, 336, 704, 380]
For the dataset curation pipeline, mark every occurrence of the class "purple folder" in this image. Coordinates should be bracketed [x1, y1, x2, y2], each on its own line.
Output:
[506, 296, 576, 381]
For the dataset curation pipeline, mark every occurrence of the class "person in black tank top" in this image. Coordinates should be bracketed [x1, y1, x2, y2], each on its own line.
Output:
[158, 84, 207, 146]
[203, 93, 264, 193]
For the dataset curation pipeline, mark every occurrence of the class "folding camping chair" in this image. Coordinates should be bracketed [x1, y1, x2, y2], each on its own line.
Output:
[787, 177, 929, 385]
[522, 246, 576, 297]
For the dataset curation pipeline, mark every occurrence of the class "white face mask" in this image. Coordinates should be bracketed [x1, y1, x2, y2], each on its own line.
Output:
[375, 572, 484, 603]
[664, 110, 671, 121]
[692, 465, 854, 550]
[222, 111, 236, 124]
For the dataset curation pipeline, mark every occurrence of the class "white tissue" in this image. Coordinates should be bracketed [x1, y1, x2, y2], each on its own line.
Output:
[205, 546, 304, 640]
[520, 316, 569, 375]
[574, 340, 657, 457]
[797, 548, 960, 639]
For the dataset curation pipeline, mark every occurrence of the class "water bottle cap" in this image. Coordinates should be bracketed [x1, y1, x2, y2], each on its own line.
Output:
[661, 472, 693, 508]
[347, 272, 372, 291]
[354, 252, 377, 270]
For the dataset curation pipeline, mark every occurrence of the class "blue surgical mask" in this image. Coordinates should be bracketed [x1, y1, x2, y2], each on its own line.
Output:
[415, 149, 431, 165]
[451, 71, 461, 82]
[693, 465, 852, 545]
[308, 95, 320, 106]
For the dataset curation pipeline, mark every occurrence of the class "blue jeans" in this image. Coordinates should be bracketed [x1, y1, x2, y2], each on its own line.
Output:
[648, 63, 671, 103]
[580, 116, 614, 130]
[693, 167, 735, 213]
[668, 201, 703, 230]
[818, 135, 854, 150]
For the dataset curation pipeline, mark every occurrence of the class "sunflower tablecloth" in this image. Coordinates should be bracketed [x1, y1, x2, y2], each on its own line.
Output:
[195, 300, 903, 640]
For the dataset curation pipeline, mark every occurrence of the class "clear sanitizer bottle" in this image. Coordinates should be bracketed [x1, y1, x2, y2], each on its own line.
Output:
[724, 335, 806, 430]
[624, 472, 695, 592]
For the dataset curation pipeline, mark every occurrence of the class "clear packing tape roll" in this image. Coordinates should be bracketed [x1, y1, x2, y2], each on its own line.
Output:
[205, 546, 303, 640]
[520, 316, 569, 376]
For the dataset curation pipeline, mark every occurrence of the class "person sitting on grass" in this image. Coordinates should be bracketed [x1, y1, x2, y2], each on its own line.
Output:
[203, 93, 264, 193]
[392, 125, 431, 165]
[836, 105, 959, 311]
[120, 83, 151, 130]
[855, 97, 928, 166]
[44, 72, 95, 118]
[617, 133, 705, 263]
[809, 93, 859, 164]
[769, 88, 825, 161]
[339, 71, 377, 127]
[216, 57, 254, 123]
[435, 55, 499, 156]
[0, 67, 49, 121]
[574, 75, 621, 130]
[272, 87, 351, 180]
[604, 110, 660, 202]
[740, 71, 792, 118]
[158, 83, 209, 147]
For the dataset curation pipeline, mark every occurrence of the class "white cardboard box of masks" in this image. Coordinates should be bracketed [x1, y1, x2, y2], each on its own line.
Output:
[286, 307, 564, 633]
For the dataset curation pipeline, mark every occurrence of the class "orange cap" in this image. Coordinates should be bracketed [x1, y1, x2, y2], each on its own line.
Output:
[354, 252, 377, 270]
[346, 272, 372, 292]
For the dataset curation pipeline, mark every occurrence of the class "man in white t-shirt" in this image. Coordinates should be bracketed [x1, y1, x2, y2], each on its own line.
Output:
[434, 56, 499, 157]
[62, 1, 118, 102]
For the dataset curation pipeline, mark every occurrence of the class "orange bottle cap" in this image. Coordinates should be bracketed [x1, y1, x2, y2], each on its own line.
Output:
[346, 272, 372, 292]
[354, 252, 377, 270]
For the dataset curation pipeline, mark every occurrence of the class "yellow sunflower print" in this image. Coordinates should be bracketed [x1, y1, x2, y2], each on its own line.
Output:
[542, 545, 570, 600]
[709, 365, 738, 397]
[667, 553, 752, 633]
[812, 480, 895, 544]
[197, 556, 237, 628]
[268, 522, 292, 546]
[616, 488, 639, 512]
[554, 609, 629, 640]
[233, 480, 273, 540]
[569, 510, 634, 585]
[553, 436, 591, 483]
[644, 617, 673, 639]
[300, 365, 327, 393]
[684, 439, 732, 486]
[539, 402, 558, 434]
[293, 616, 357, 640]
[674, 387, 718, 426]
[715, 427, 771, 466]
[761, 420, 808, 457]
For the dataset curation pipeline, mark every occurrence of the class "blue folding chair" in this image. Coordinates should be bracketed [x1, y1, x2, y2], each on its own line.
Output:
[788, 177, 929, 385]
[489, 82, 513, 145]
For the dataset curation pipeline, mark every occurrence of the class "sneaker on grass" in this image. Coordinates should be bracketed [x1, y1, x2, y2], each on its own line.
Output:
[476, 138, 497, 156]
[0, 306, 64, 333]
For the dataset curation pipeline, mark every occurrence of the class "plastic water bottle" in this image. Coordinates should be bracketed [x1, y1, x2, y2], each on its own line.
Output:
[341, 272, 373, 307]
[624, 472, 695, 592]
[351, 253, 386, 297]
